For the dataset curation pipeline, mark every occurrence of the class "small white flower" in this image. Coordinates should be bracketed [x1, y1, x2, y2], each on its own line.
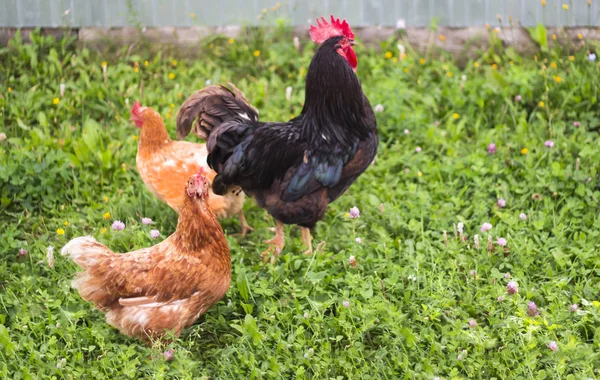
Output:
[56, 358, 66, 369]
[125, 98, 129, 107]
[404, 129, 410, 135]
[457, 222, 464, 234]
[205, 79, 211, 86]
[342, 300, 350, 308]
[407, 274, 417, 281]
[150, 230, 160, 239]
[461, 75, 467, 81]
[303, 312, 309, 318]
[519, 213, 527, 220]
[415, 146, 422, 153]
[355, 237, 362, 244]
[60, 83, 65, 97]
[293, 36, 300, 50]
[141, 217, 152, 225]
[473, 234, 480, 249]
[0, 132, 6, 141]
[396, 19, 406, 29]
[397, 44, 405, 57]
[374, 104, 384, 113]
[285, 86, 293, 102]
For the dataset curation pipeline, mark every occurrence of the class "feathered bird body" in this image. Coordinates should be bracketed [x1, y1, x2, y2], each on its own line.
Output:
[61, 170, 231, 340]
[177, 36, 377, 230]
[132, 105, 250, 234]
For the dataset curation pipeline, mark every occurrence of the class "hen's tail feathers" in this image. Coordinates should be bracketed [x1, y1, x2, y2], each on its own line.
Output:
[61, 236, 112, 268]
[61, 236, 115, 308]
[176, 83, 258, 140]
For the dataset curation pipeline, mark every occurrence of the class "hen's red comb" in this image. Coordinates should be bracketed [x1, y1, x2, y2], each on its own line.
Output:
[131, 101, 142, 116]
[195, 167, 205, 184]
[309, 15, 354, 44]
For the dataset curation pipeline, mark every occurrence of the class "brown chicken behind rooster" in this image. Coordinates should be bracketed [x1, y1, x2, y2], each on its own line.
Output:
[61, 169, 231, 341]
[130, 101, 253, 237]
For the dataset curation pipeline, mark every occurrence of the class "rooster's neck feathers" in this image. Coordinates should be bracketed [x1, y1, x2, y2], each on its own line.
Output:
[300, 36, 372, 142]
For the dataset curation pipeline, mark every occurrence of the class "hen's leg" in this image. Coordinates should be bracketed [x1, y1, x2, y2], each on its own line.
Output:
[301, 227, 313, 255]
[261, 220, 284, 262]
[237, 210, 254, 238]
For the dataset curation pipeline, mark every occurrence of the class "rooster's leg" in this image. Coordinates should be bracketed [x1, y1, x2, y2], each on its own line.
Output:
[300, 227, 313, 255]
[237, 211, 254, 238]
[261, 220, 284, 262]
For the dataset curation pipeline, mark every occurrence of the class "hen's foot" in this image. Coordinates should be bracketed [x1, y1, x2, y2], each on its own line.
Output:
[261, 221, 284, 263]
[234, 211, 254, 238]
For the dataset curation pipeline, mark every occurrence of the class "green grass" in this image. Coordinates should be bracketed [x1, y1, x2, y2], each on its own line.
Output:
[2, 27, 600, 379]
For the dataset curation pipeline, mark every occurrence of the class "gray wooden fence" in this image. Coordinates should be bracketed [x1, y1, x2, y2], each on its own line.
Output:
[1, 0, 599, 28]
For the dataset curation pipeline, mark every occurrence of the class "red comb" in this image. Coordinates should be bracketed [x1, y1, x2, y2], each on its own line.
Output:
[309, 15, 354, 44]
[195, 167, 205, 184]
[131, 101, 141, 116]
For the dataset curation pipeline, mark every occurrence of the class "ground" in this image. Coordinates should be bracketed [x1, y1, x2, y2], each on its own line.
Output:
[1, 27, 600, 379]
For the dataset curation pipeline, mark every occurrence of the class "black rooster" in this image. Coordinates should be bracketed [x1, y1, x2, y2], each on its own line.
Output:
[176, 15, 378, 260]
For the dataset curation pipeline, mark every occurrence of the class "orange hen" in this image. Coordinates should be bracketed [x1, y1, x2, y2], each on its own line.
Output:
[61, 169, 231, 341]
[131, 101, 253, 237]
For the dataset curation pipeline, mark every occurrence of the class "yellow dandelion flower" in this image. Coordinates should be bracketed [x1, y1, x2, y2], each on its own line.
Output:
[134, 67, 139, 73]
[228, 38, 234, 44]
[453, 113, 459, 119]
[593, 300, 600, 308]
[103, 212, 111, 219]
[384, 51, 392, 59]
[262, 8, 267, 13]
[418, 171, 423, 177]
[552, 34, 557, 40]
[438, 34, 446, 41]
[344, 213, 350, 217]
[589, 0, 592, 5]
[510, 60, 514, 65]
[101, 61, 107, 68]
[100, 227, 107, 234]
[144, 60, 149, 66]
[400, 53, 407, 60]
[190, 12, 196, 19]
[7, 87, 11, 93]
[492, 63, 498, 69]
[473, 62, 479, 68]
[403, 68, 409, 73]
[132, 135, 139, 141]
[53, 97, 60, 105]
[485, 23, 490, 29]
[541, 0, 546, 5]
[447, 71, 453, 77]
[177, 92, 183, 98]
[392, 57, 399, 63]
[103, 196, 108, 202]
[569, 55, 575, 61]
[168, 73, 175, 80]
[539, 101, 545, 107]
[209, 43, 214, 49]
[56, 228, 65, 236]
[562, 4, 568, 10]
[253, 50, 261, 57]
[63, 221, 69, 227]
[553, 75, 562, 83]
[419, 58, 426, 65]
[172, 59, 177, 66]
[521, 148, 529, 155]
[166, 113, 171, 119]
[550, 62, 557, 68]
[170, 103, 175, 109]
[577, 33, 583, 40]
